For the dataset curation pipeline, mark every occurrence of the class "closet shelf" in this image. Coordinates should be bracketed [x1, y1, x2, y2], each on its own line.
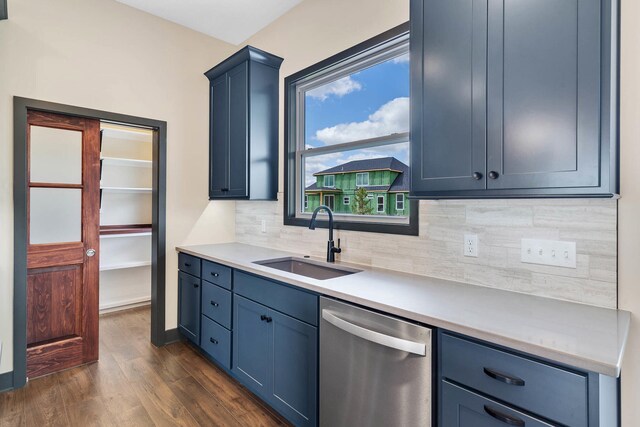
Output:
[101, 127, 153, 142]
[101, 186, 152, 193]
[101, 157, 152, 168]
[100, 261, 151, 271]
[100, 224, 152, 236]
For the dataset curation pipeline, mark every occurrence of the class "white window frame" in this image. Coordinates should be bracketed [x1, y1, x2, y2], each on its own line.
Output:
[377, 195, 385, 213]
[292, 34, 410, 226]
[304, 195, 309, 210]
[396, 193, 405, 211]
[343, 196, 350, 205]
[324, 175, 335, 188]
[324, 194, 335, 210]
[356, 172, 370, 187]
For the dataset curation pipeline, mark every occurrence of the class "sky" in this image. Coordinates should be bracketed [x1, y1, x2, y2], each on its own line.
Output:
[303, 53, 410, 186]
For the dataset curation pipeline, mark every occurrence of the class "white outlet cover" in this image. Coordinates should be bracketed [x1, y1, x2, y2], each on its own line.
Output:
[521, 239, 576, 269]
[464, 234, 478, 257]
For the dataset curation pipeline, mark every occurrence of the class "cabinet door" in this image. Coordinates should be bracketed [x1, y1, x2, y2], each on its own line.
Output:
[178, 271, 201, 344]
[410, 0, 487, 194]
[226, 62, 249, 198]
[486, 0, 601, 190]
[441, 381, 554, 427]
[271, 310, 317, 427]
[233, 295, 272, 397]
[209, 73, 229, 198]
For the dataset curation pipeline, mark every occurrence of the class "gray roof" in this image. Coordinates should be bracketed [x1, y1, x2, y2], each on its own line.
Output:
[313, 157, 408, 176]
[389, 165, 409, 192]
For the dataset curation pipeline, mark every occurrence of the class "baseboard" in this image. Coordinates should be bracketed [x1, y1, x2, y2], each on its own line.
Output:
[164, 328, 183, 345]
[99, 297, 151, 314]
[0, 371, 14, 392]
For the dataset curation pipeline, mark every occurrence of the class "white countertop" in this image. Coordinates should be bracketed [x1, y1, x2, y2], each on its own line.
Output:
[176, 242, 630, 377]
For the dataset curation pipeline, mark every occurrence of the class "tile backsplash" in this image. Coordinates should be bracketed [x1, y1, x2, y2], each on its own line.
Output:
[236, 196, 617, 309]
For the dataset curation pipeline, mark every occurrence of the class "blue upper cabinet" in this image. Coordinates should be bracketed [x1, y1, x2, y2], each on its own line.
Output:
[410, 0, 618, 198]
[205, 46, 283, 200]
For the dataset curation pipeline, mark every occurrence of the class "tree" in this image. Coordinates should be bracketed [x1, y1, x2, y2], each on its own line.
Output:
[352, 187, 373, 215]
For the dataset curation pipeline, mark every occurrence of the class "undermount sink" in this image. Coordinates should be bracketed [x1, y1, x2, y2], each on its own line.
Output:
[253, 257, 361, 280]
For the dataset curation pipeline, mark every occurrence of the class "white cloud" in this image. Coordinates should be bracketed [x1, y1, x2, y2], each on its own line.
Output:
[306, 76, 362, 101]
[315, 97, 409, 145]
[392, 53, 410, 64]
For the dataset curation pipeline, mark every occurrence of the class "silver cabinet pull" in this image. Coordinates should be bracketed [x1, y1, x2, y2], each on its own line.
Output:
[86, 249, 96, 257]
[322, 309, 426, 356]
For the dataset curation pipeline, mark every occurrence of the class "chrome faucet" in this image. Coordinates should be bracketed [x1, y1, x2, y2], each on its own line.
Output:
[309, 205, 342, 263]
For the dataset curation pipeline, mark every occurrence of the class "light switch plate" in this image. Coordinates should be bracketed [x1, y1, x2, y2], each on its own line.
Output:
[521, 239, 576, 268]
[464, 234, 478, 257]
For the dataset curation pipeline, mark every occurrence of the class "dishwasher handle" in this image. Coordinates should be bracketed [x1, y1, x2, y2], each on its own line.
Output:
[322, 309, 427, 356]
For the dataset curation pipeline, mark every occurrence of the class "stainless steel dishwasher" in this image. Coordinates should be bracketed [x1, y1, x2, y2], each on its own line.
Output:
[320, 297, 432, 427]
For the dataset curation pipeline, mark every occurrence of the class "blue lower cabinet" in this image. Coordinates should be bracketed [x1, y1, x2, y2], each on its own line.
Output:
[233, 294, 318, 427]
[442, 381, 554, 426]
[200, 315, 231, 369]
[271, 310, 317, 427]
[202, 281, 232, 329]
[233, 295, 272, 397]
[178, 271, 201, 344]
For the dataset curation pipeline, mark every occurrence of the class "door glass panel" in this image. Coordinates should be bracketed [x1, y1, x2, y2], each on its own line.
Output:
[30, 188, 82, 244]
[30, 126, 82, 184]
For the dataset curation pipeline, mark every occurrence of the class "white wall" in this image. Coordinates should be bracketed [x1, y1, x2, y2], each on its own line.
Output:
[617, 0, 640, 424]
[0, 0, 238, 375]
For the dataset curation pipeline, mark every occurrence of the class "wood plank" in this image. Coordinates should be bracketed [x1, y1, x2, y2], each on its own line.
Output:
[27, 246, 84, 269]
[168, 376, 242, 427]
[100, 224, 152, 235]
[22, 375, 70, 427]
[26, 337, 84, 378]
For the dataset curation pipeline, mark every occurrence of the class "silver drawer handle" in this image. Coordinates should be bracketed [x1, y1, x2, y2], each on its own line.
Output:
[322, 310, 426, 356]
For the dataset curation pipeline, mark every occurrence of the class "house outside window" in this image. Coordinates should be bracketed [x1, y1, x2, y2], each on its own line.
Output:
[324, 195, 335, 211]
[284, 24, 418, 235]
[377, 196, 385, 213]
[356, 173, 369, 187]
[324, 175, 335, 188]
[396, 193, 404, 211]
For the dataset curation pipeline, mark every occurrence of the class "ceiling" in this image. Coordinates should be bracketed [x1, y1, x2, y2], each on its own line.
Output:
[116, 0, 303, 45]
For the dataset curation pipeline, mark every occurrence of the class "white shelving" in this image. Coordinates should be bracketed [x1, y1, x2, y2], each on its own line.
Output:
[101, 157, 152, 168]
[99, 123, 153, 311]
[100, 260, 152, 271]
[101, 186, 152, 193]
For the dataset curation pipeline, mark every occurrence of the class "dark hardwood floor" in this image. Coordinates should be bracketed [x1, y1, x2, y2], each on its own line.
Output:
[0, 307, 289, 426]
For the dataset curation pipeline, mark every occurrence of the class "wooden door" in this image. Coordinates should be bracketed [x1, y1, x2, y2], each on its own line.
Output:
[26, 110, 101, 378]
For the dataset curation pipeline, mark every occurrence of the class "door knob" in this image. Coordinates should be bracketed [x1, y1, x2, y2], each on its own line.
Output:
[86, 249, 96, 257]
[472, 172, 483, 180]
[488, 171, 500, 179]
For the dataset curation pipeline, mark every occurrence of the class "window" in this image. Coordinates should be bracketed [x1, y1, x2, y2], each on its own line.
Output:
[356, 173, 369, 187]
[324, 175, 335, 188]
[284, 24, 417, 235]
[304, 195, 309, 210]
[377, 196, 385, 213]
[396, 193, 404, 211]
[324, 195, 335, 211]
[367, 194, 374, 199]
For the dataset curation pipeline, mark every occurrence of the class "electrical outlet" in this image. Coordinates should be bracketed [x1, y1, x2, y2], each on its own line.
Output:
[261, 219, 266, 233]
[521, 239, 576, 268]
[464, 234, 478, 257]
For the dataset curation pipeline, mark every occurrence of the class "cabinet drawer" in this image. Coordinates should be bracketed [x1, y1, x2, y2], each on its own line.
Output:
[202, 260, 232, 289]
[234, 271, 318, 326]
[441, 333, 588, 426]
[441, 380, 554, 427]
[200, 315, 231, 370]
[178, 253, 201, 277]
[201, 281, 232, 329]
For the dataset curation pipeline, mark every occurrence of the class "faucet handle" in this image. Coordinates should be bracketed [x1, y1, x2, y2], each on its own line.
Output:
[333, 238, 342, 254]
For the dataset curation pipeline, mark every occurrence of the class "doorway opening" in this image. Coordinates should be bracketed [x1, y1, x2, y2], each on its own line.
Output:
[12, 97, 167, 389]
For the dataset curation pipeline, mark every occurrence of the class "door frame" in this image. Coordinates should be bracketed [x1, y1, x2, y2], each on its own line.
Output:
[12, 97, 168, 389]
